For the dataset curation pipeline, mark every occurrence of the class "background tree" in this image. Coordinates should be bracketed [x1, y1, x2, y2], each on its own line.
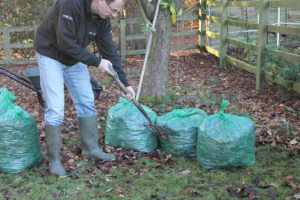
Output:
[139, 0, 185, 98]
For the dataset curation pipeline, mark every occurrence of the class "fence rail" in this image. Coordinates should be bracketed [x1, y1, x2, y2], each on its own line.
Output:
[1, 2, 300, 94]
[0, 9, 199, 65]
[200, 0, 300, 93]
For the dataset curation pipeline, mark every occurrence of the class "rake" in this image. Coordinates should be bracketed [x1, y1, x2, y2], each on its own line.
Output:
[105, 65, 176, 139]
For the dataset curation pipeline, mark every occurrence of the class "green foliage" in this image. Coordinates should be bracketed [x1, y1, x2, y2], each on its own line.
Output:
[160, 0, 178, 24]
[198, 87, 223, 108]
[140, 90, 181, 105]
[139, 0, 179, 33]
[242, 41, 300, 90]
[264, 45, 300, 89]
[139, 95, 157, 104]
[167, 90, 181, 102]
[287, 35, 300, 42]
[100, 77, 112, 87]
[140, 22, 152, 34]
[211, 77, 221, 85]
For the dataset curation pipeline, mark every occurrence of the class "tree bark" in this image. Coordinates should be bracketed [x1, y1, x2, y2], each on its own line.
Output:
[138, 0, 184, 98]
[141, 10, 172, 97]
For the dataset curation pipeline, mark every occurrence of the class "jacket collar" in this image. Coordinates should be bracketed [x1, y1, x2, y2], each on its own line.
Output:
[85, 0, 93, 16]
[85, 0, 104, 20]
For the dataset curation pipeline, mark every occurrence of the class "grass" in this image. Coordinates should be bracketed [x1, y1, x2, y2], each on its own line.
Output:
[0, 145, 299, 200]
[139, 91, 181, 105]
[0, 89, 299, 199]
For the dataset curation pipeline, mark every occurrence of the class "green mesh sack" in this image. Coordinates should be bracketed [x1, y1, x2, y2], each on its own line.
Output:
[157, 108, 207, 157]
[105, 98, 158, 152]
[197, 100, 256, 169]
[0, 88, 43, 174]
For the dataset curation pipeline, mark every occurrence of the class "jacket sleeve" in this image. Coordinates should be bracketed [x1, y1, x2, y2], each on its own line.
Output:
[95, 20, 130, 87]
[56, 2, 100, 67]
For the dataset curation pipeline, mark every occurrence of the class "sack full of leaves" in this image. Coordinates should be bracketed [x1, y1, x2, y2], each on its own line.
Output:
[0, 88, 43, 174]
[157, 108, 207, 157]
[105, 98, 158, 152]
[197, 100, 256, 169]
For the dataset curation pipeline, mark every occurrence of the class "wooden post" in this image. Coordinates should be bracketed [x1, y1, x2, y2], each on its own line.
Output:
[120, 19, 126, 61]
[256, 0, 269, 90]
[198, 0, 207, 51]
[3, 28, 11, 65]
[219, 0, 229, 68]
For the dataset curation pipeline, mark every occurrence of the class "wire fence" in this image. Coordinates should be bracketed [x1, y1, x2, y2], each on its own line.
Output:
[207, 5, 300, 51]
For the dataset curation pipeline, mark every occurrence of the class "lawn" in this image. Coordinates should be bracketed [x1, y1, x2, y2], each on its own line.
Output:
[0, 145, 299, 200]
[0, 51, 299, 200]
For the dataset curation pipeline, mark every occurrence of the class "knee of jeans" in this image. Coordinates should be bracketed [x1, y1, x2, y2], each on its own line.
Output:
[76, 102, 97, 118]
[45, 111, 64, 126]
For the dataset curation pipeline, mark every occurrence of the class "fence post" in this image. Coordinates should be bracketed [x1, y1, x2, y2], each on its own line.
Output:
[198, 0, 207, 51]
[219, 0, 229, 68]
[120, 19, 126, 61]
[256, 0, 269, 90]
[3, 28, 11, 65]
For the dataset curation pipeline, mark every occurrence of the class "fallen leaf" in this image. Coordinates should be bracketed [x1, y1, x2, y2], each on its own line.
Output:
[294, 193, 300, 199]
[286, 176, 294, 180]
[270, 183, 280, 188]
[227, 186, 256, 198]
[115, 190, 124, 194]
[290, 139, 298, 145]
[139, 168, 149, 173]
[179, 169, 191, 176]
[287, 181, 298, 190]
[253, 177, 270, 188]
[105, 188, 112, 193]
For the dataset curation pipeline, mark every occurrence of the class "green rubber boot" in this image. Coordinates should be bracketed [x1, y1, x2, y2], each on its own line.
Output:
[45, 125, 67, 176]
[78, 116, 115, 161]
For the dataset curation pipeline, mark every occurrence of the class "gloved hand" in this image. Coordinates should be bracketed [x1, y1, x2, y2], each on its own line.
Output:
[125, 86, 135, 101]
[98, 59, 115, 76]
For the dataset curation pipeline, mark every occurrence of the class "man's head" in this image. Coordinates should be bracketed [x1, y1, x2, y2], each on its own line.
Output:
[91, 0, 128, 19]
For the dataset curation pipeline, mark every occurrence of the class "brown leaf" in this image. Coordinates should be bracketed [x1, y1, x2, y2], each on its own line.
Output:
[139, 168, 149, 173]
[287, 181, 298, 190]
[253, 177, 270, 188]
[294, 193, 300, 199]
[115, 190, 124, 194]
[227, 186, 257, 198]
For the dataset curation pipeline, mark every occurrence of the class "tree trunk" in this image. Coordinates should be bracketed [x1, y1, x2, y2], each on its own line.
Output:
[141, 10, 172, 98]
[138, 0, 183, 98]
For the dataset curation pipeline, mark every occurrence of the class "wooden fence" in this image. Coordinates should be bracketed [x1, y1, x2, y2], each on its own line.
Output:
[199, 0, 300, 93]
[0, 12, 199, 65]
[0, 26, 37, 65]
[1, 1, 300, 93]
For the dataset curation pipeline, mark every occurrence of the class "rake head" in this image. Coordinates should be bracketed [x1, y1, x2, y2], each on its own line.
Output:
[145, 124, 177, 140]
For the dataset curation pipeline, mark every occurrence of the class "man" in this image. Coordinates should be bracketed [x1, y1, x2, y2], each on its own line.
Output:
[34, 0, 135, 176]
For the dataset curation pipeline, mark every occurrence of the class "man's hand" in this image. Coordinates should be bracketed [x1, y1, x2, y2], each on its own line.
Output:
[125, 86, 135, 101]
[98, 59, 115, 76]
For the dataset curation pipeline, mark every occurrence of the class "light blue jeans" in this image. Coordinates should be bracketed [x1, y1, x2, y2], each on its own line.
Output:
[37, 53, 97, 126]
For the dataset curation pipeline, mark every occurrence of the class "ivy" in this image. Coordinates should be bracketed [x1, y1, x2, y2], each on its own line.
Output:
[160, 1, 178, 24]
[263, 45, 300, 89]
[242, 40, 300, 90]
